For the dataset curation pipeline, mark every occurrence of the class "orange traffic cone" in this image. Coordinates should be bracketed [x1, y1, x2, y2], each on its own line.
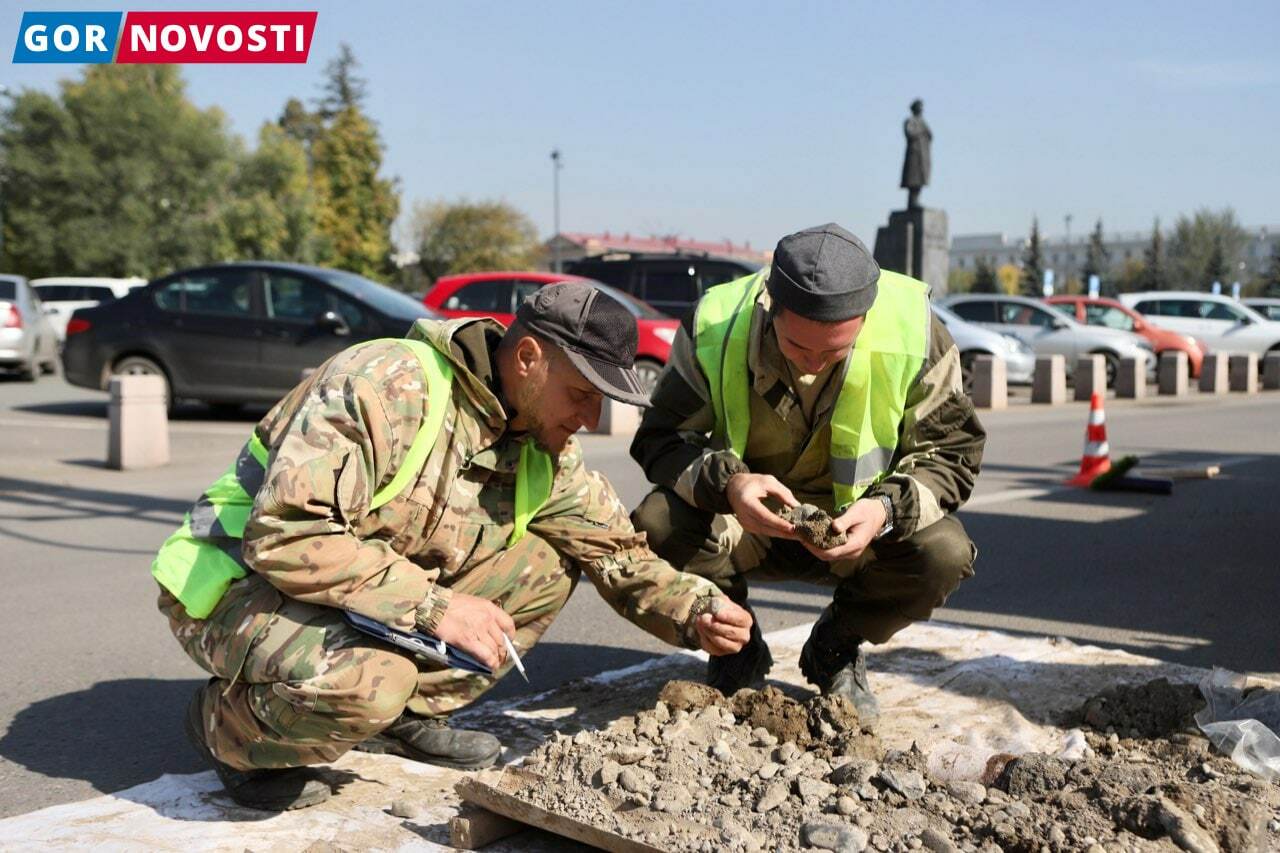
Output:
[1067, 392, 1112, 486]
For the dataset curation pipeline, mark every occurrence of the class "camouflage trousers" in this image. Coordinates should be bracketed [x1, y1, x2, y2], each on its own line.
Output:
[632, 487, 976, 645]
[160, 533, 576, 771]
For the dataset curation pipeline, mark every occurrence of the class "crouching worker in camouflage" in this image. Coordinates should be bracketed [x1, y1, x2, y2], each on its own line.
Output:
[630, 224, 985, 724]
[152, 281, 753, 811]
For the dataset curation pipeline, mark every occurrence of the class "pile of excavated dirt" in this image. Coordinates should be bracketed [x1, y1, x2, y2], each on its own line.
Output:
[511, 679, 1280, 853]
[778, 504, 846, 549]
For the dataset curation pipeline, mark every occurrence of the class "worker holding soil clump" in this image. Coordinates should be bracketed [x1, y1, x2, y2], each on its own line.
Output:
[631, 224, 985, 722]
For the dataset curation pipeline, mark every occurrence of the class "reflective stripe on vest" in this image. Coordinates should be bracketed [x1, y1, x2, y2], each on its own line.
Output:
[150, 337, 555, 619]
[693, 270, 930, 510]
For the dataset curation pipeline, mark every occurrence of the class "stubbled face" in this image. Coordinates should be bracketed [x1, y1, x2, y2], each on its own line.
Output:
[509, 338, 603, 454]
[772, 309, 864, 376]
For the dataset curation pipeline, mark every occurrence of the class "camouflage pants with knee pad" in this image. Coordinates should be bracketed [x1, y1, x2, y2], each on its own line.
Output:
[161, 532, 576, 771]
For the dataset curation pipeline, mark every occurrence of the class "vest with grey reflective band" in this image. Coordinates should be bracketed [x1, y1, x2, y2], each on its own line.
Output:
[694, 270, 930, 510]
[150, 337, 556, 619]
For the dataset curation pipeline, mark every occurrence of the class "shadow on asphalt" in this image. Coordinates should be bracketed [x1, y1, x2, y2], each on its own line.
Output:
[948, 449, 1280, 676]
[0, 678, 208, 797]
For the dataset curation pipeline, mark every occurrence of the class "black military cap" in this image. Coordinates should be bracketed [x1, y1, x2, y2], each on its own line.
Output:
[516, 281, 650, 407]
[768, 223, 881, 321]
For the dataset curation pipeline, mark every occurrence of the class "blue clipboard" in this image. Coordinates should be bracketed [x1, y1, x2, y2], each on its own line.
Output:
[343, 611, 493, 676]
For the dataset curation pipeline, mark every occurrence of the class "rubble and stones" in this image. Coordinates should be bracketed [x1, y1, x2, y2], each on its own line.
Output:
[510, 678, 1279, 852]
[778, 503, 846, 549]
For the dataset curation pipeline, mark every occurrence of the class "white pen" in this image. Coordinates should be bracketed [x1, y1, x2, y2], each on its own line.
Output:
[502, 634, 528, 682]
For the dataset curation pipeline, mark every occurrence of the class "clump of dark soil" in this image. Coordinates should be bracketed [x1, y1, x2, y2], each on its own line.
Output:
[1073, 677, 1205, 738]
[508, 679, 1279, 852]
[778, 504, 846, 548]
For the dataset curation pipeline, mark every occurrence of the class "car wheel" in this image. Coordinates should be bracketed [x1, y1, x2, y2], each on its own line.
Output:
[634, 358, 665, 395]
[113, 355, 171, 410]
[1093, 351, 1120, 388]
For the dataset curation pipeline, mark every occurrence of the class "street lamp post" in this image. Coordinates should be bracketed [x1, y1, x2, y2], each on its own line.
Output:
[1063, 213, 1073, 291]
[550, 149, 562, 273]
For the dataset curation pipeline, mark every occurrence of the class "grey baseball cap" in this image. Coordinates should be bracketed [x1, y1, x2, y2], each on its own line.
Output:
[515, 281, 651, 407]
[768, 223, 881, 322]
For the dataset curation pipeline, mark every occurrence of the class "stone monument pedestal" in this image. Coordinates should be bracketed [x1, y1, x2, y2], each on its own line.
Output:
[873, 207, 949, 295]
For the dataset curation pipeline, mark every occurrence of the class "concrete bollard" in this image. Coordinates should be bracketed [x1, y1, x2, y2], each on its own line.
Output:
[1264, 352, 1280, 390]
[1031, 355, 1066, 405]
[1073, 354, 1107, 401]
[107, 375, 169, 469]
[1116, 357, 1146, 399]
[1158, 351, 1188, 396]
[591, 398, 642, 436]
[1228, 353, 1259, 394]
[1198, 354, 1229, 395]
[970, 354, 1007, 410]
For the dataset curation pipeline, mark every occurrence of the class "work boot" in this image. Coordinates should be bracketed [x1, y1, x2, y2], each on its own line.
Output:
[354, 712, 501, 770]
[799, 619, 881, 725]
[706, 604, 772, 695]
[184, 681, 331, 811]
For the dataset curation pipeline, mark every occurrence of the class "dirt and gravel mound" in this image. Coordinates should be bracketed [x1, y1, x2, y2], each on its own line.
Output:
[509, 679, 1280, 852]
[1073, 678, 1205, 739]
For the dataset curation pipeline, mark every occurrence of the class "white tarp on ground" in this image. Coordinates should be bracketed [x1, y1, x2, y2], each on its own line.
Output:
[0, 621, 1213, 851]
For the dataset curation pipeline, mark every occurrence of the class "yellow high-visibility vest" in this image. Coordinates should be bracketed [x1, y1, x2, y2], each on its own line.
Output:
[151, 338, 555, 619]
[694, 270, 930, 509]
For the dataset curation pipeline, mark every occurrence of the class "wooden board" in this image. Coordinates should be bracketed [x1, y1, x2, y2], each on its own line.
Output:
[455, 769, 666, 853]
[449, 803, 526, 849]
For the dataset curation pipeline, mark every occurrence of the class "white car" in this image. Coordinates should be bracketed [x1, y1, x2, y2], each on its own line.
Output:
[31, 276, 146, 342]
[942, 293, 1155, 387]
[931, 302, 1035, 387]
[0, 275, 60, 380]
[1119, 292, 1280, 358]
[1243, 297, 1280, 322]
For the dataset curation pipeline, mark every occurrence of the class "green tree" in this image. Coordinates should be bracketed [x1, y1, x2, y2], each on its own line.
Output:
[317, 43, 367, 118]
[220, 123, 321, 262]
[311, 107, 398, 278]
[1117, 258, 1147, 293]
[946, 267, 975, 294]
[1167, 208, 1247, 290]
[413, 200, 541, 282]
[1140, 219, 1167, 291]
[278, 97, 322, 158]
[0, 65, 237, 278]
[1260, 243, 1280, 297]
[972, 256, 999, 293]
[1080, 218, 1110, 291]
[1019, 218, 1045, 297]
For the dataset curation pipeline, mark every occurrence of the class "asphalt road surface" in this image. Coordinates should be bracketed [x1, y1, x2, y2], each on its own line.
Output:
[1, 371, 1277, 817]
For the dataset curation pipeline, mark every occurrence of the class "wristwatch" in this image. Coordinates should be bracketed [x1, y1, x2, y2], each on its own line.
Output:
[874, 494, 894, 540]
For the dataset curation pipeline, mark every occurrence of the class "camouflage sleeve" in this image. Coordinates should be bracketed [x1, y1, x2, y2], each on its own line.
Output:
[241, 344, 444, 633]
[865, 315, 986, 539]
[530, 438, 725, 648]
[629, 318, 748, 515]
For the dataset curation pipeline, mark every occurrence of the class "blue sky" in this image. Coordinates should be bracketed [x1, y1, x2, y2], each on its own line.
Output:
[4, 1, 1278, 251]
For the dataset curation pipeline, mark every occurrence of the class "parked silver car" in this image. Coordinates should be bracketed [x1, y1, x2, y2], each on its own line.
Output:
[1242, 297, 1280, 322]
[931, 302, 1035, 388]
[941, 293, 1154, 386]
[1120, 292, 1280, 358]
[0, 275, 60, 381]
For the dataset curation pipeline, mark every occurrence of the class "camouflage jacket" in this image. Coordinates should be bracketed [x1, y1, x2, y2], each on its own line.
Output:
[239, 318, 722, 647]
[630, 278, 986, 540]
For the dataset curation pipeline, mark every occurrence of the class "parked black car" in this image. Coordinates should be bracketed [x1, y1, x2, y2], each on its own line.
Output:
[564, 252, 759, 318]
[62, 262, 439, 408]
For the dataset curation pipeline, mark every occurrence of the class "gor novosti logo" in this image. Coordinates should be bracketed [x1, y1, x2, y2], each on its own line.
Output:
[13, 11, 317, 63]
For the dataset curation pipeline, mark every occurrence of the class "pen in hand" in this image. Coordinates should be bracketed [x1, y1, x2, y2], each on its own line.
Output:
[502, 633, 528, 682]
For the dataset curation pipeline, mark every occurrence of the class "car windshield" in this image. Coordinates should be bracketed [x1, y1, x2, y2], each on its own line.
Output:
[931, 303, 960, 324]
[0, 281, 16, 300]
[315, 269, 433, 318]
[589, 281, 667, 319]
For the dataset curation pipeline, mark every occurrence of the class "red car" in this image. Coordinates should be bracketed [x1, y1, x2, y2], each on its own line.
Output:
[1046, 295, 1206, 378]
[423, 271, 677, 392]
